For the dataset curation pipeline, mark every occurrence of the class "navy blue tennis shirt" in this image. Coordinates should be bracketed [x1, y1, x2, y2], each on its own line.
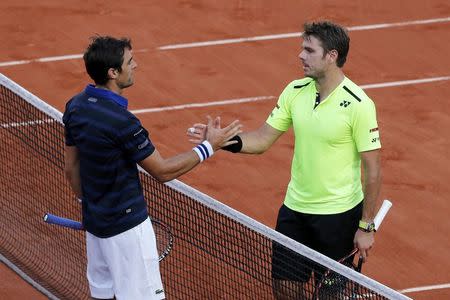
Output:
[63, 85, 155, 238]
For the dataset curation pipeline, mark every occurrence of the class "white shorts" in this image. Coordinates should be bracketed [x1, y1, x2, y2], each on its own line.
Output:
[86, 218, 165, 300]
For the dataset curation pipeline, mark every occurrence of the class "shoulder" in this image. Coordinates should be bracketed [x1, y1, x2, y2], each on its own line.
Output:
[279, 77, 315, 102]
[284, 77, 314, 92]
[340, 78, 376, 109]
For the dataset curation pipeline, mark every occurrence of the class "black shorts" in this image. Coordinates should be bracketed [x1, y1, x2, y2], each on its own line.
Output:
[272, 202, 363, 281]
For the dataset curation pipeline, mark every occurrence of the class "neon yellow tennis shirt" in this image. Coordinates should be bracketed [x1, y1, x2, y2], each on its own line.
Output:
[266, 77, 381, 214]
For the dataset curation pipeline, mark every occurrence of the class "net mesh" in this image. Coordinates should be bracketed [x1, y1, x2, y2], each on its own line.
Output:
[0, 74, 408, 300]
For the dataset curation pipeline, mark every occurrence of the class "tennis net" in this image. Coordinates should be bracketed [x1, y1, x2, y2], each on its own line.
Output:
[0, 73, 410, 300]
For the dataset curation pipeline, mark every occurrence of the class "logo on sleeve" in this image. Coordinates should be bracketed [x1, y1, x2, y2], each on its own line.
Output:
[133, 128, 144, 136]
[138, 139, 150, 150]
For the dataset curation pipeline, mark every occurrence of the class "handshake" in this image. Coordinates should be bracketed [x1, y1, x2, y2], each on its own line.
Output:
[186, 116, 243, 153]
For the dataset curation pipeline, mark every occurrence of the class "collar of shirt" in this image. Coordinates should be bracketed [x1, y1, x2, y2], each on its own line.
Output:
[85, 84, 128, 109]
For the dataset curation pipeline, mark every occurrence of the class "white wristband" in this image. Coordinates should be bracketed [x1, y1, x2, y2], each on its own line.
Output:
[193, 140, 214, 162]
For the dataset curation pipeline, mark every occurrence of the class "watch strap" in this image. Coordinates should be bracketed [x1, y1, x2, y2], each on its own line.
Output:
[358, 220, 376, 232]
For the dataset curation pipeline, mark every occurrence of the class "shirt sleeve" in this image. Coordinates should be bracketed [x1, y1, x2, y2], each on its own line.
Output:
[62, 102, 75, 146]
[265, 83, 294, 131]
[118, 117, 155, 163]
[352, 99, 381, 152]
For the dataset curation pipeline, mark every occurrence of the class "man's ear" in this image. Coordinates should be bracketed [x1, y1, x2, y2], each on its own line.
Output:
[107, 68, 118, 80]
[327, 49, 338, 64]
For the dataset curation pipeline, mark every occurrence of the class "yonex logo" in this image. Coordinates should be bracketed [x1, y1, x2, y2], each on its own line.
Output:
[372, 137, 380, 143]
[138, 139, 149, 149]
[87, 97, 97, 103]
[340, 100, 351, 107]
[155, 289, 164, 294]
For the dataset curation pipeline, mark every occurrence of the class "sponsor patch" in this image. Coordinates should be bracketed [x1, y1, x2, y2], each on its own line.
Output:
[370, 127, 379, 133]
[138, 139, 149, 150]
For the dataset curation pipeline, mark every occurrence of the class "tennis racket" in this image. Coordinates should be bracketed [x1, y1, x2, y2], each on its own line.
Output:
[43, 213, 173, 262]
[313, 199, 393, 299]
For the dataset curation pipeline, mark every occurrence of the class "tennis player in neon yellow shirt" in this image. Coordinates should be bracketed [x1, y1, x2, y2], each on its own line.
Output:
[188, 21, 382, 298]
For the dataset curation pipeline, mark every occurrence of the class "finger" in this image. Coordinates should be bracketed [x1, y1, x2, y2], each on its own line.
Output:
[359, 249, 367, 263]
[193, 123, 207, 129]
[222, 140, 238, 147]
[188, 139, 203, 144]
[223, 120, 241, 131]
[206, 115, 213, 127]
[214, 116, 221, 129]
[226, 125, 243, 138]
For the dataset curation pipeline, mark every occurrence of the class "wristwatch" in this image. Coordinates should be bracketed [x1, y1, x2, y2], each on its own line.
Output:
[358, 220, 376, 232]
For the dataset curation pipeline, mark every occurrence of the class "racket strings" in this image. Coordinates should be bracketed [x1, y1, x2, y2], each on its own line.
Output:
[152, 220, 173, 261]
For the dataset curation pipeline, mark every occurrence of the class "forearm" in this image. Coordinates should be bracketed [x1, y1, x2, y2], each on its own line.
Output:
[233, 123, 283, 154]
[155, 151, 200, 182]
[239, 132, 271, 154]
[65, 166, 82, 198]
[361, 158, 381, 221]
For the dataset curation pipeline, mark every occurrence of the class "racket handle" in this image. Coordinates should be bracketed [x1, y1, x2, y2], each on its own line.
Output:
[374, 199, 392, 231]
[43, 213, 83, 230]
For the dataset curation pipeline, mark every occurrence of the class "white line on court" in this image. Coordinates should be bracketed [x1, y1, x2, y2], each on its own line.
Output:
[158, 16, 450, 50]
[130, 75, 450, 114]
[399, 283, 450, 294]
[0, 49, 149, 67]
[0, 17, 449, 67]
[131, 96, 276, 114]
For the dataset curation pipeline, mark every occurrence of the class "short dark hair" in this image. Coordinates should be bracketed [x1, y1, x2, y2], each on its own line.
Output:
[83, 36, 132, 85]
[303, 21, 350, 68]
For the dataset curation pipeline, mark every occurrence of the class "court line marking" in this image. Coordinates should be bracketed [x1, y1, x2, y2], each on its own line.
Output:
[158, 16, 450, 50]
[130, 75, 450, 114]
[0, 17, 449, 67]
[0, 49, 149, 67]
[399, 283, 450, 294]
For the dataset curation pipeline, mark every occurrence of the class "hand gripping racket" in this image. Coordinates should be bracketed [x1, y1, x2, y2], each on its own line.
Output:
[43, 213, 173, 262]
[313, 199, 393, 299]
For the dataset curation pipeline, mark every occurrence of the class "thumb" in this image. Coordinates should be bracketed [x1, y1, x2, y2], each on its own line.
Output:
[206, 115, 213, 128]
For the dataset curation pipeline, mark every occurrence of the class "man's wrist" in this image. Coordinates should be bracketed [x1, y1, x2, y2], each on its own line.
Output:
[222, 135, 242, 153]
[193, 140, 214, 162]
[358, 220, 376, 232]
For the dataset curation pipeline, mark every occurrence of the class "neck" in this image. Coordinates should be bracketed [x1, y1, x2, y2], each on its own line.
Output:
[315, 68, 345, 98]
[96, 81, 123, 95]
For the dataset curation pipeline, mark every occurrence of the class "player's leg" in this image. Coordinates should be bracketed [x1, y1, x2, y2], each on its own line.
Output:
[312, 201, 363, 298]
[272, 204, 315, 299]
[86, 232, 115, 300]
[102, 218, 165, 300]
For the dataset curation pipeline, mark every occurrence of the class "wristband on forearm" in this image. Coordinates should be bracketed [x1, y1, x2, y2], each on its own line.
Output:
[193, 140, 214, 162]
[221, 135, 243, 153]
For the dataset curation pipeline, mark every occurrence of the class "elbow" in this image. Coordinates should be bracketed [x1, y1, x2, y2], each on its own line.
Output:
[152, 172, 173, 183]
[253, 144, 270, 155]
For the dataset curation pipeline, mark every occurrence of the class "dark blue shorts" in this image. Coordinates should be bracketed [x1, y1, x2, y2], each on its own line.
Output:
[272, 202, 363, 281]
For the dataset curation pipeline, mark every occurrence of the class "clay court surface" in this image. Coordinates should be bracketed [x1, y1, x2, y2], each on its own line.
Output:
[1, 1, 449, 299]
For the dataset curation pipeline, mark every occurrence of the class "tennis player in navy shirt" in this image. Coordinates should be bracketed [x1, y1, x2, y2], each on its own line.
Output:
[63, 36, 241, 300]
